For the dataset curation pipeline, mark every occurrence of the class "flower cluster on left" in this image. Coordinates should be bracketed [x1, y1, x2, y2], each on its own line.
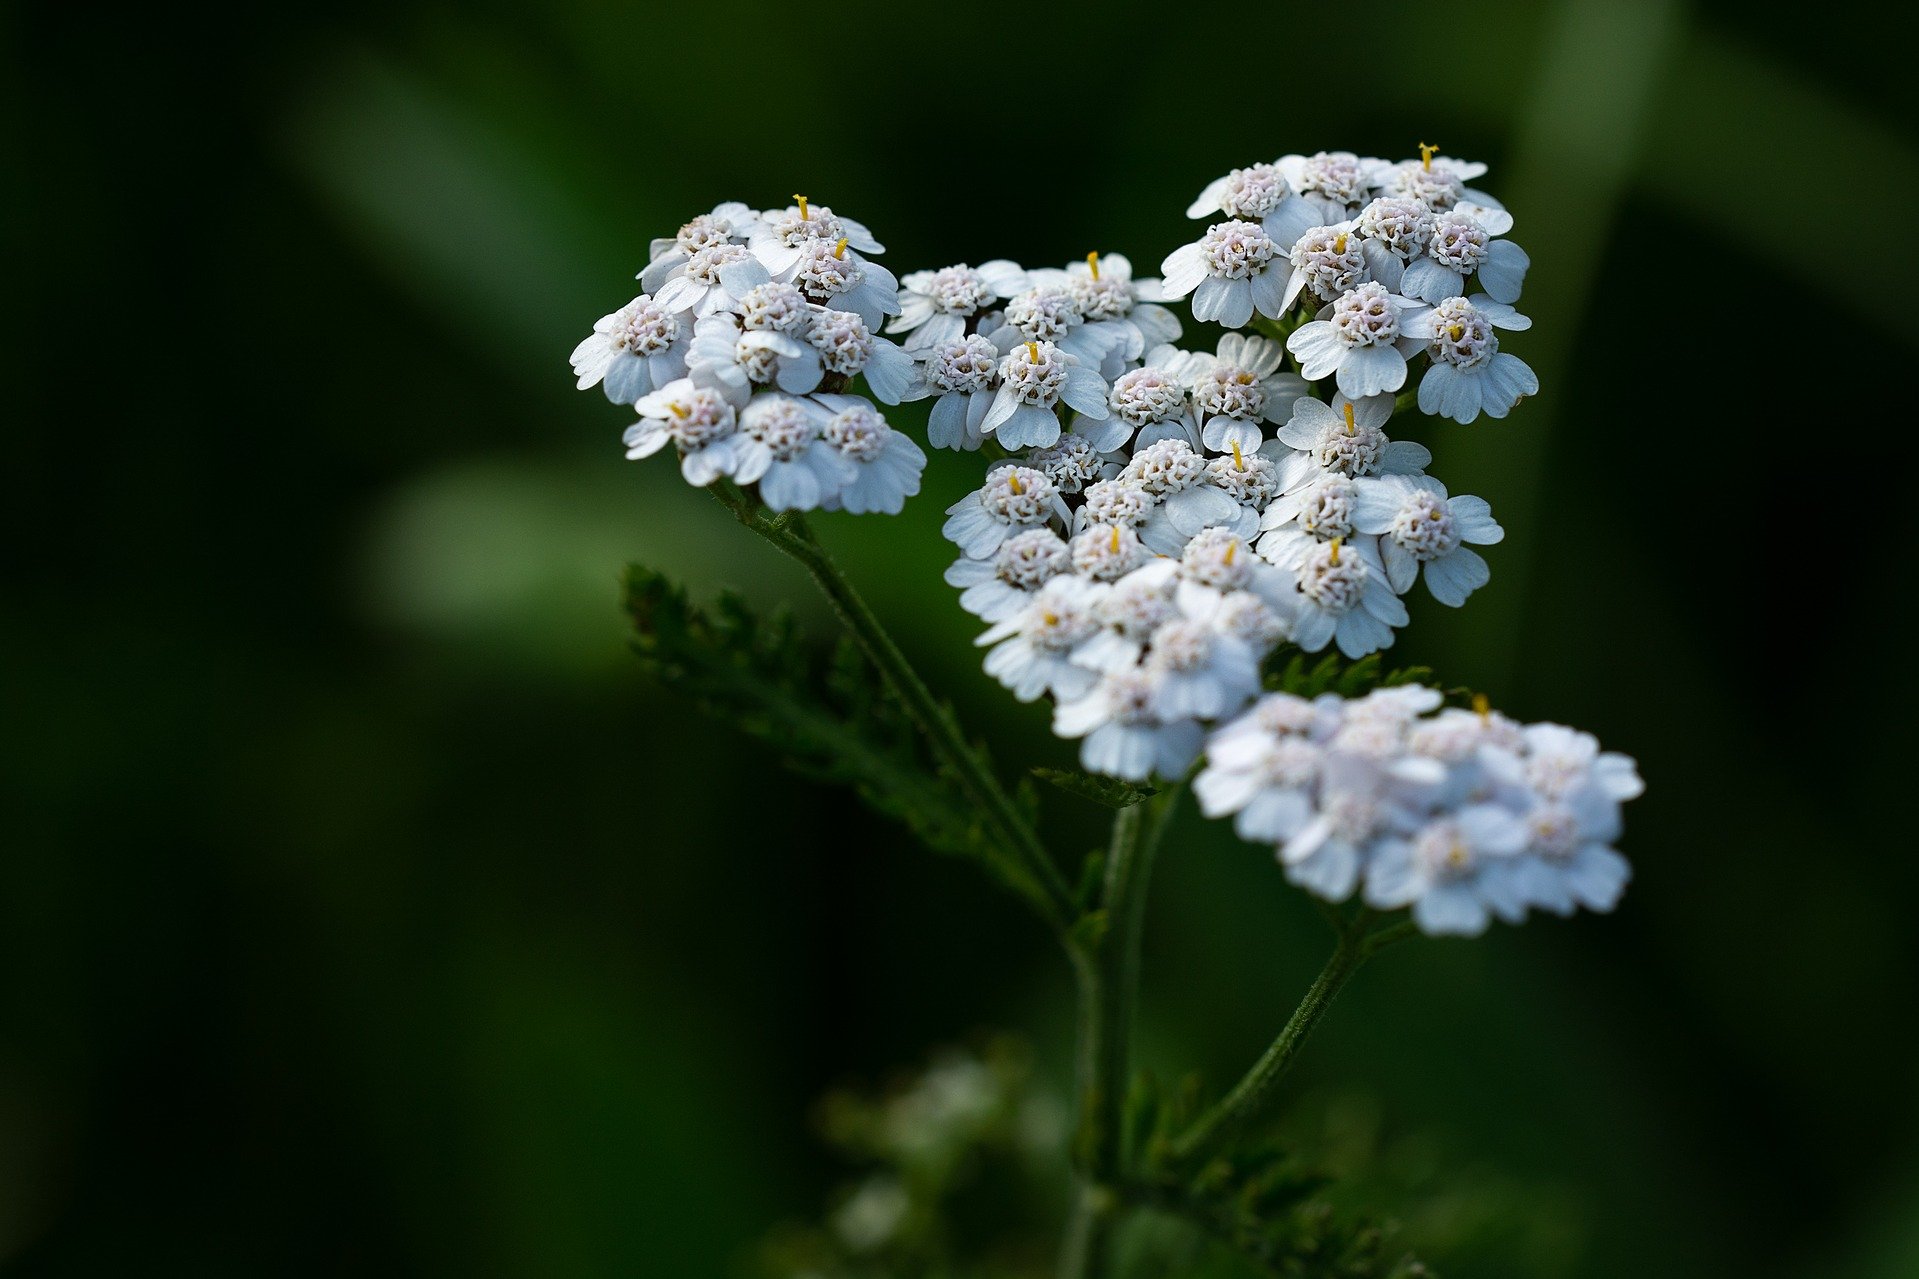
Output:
[569, 198, 927, 515]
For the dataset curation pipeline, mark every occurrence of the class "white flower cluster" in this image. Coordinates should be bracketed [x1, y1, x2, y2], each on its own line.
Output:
[570, 198, 926, 514]
[1195, 687, 1642, 935]
[933, 147, 1542, 786]
[1165, 147, 1538, 423]
[576, 156, 1639, 936]
[894, 253, 1181, 452]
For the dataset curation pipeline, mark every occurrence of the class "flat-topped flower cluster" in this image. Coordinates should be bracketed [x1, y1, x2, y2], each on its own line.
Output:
[919, 146, 1636, 931]
[570, 198, 926, 514]
[1195, 686, 1641, 935]
[933, 148, 1533, 780]
[572, 151, 1640, 935]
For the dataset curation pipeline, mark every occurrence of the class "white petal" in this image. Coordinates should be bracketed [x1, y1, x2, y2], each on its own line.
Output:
[1335, 344, 1407, 398]
[1159, 243, 1207, 297]
[1286, 322, 1344, 381]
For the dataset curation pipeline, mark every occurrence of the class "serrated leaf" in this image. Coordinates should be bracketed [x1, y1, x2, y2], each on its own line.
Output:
[1032, 766, 1156, 809]
[1335, 654, 1382, 696]
[1381, 664, 1434, 688]
[624, 564, 1043, 904]
[1268, 645, 1439, 704]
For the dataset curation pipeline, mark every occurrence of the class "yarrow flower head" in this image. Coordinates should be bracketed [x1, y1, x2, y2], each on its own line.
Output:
[908, 333, 1003, 451]
[747, 196, 884, 278]
[1402, 295, 1538, 422]
[1352, 474, 1503, 605]
[1041, 252, 1184, 374]
[1159, 220, 1290, 328]
[812, 393, 928, 515]
[688, 309, 824, 395]
[625, 371, 751, 486]
[1173, 333, 1311, 455]
[1287, 282, 1429, 399]
[944, 527, 1071, 622]
[890, 261, 1029, 351]
[943, 463, 1067, 559]
[981, 340, 1109, 451]
[1280, 222, 1369, 311]
[1186, 161, 1322, 253]
[651, 240, 759, 317]
[1270, 394, 1430, 483]
[1353, 197, 1435, 292]
[1377, 151, 1513, 231]
[638, 201, 756, 295]
[1399, 209, 1530, 305]
[570, 294, 690, 405]
[733, 393, 853, 512]
[1277, 151, 1379, 221]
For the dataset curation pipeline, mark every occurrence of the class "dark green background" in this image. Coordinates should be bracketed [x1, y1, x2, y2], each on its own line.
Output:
[6, 0, 1915, 1273]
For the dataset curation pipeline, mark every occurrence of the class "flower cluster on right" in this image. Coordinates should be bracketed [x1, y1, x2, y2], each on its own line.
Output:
[1195, 686, 1641, 935]
[913, 146, 1638, 933]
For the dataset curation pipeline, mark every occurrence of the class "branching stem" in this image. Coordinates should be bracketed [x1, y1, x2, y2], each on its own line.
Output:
[700, 485, 1423, 1265]
[1060, 786, 1181, 1278]
[1168, 910, 1411, 1163]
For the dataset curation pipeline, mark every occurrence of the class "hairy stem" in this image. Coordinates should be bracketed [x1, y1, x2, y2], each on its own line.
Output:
[713, 489, 1076, 930]
[1061, 787, 1181, 1278]
[1169, 915, 1380, 1163]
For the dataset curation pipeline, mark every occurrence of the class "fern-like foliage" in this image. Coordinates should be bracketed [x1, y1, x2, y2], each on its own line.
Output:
[1267, 649, 1441, 701]
[624, 565, 1039, 899]
[1032, 767, 1157, 810]
[1126, 1077, 1433, 1278]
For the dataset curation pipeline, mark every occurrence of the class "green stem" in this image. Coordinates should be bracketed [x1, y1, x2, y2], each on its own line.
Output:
[1169, 917, 1373, 1163]
[1360, 917, 1420, 958]
[1061, 787, 1181, 1279]
[714, 489, 1076, 931]
[1055, 1182, 1118, 1279]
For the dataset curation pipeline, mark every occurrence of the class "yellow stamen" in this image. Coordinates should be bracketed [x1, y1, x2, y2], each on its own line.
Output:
[1008, 472, 1024, 495]
[1334, 232, 1349, 254]
[1473, 692, 1490, 723]
[1418, 141, 1439, 172]
[1087, 251, 1101, 279]
[1342, 402, 1356, 435]
[833, 236, 848, 259]
[1329, 536, 1343, 566]
[1110, 524, 1121, 552]
[1042, 611, 1059, 627]
[1231, 440, 1245, 471]
[1447, 323, 1465, 342]
[793, 194, 809, 220]
[668, 402, 689, 419]
[1026, 341, 1039, 362]
[1224, 540, 1237, 565]
[1235, 371, 1255, 385]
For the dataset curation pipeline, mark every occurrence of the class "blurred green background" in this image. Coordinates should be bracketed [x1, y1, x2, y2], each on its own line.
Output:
[6, 0, 1917, 1273]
